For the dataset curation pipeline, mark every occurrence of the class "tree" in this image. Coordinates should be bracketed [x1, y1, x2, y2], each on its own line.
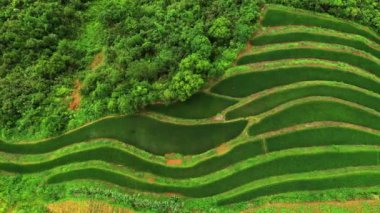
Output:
[169, 70, 204, 101]
[179, 54, 212, 75]
[190, 35, 212, 57]
[208, 16, 232, 40]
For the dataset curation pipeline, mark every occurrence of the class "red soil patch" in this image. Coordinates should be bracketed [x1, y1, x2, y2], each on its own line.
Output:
[89, 51, 105, 70]
[143, 173, 156, 183]
[216, 143, 230, 155]
[69, 80, 82, 110]
[166, 159, 183, 166]
[164, 192, 182, 197]
[47, 200, 134, 213]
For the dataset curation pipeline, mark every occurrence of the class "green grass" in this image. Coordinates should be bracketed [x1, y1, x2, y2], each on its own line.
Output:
[262, 7, 380, 43]
[0, 115, 247, 155]
[218, 172, 380, 205]
[237, 48, 380, 79]
[148, 92, 237, 119]
[251, 32, 380, 58]
[249, 99, 380, 136]
[254, 200, 380, 213]
[211, 66, 380, 97]
[45, 148, 380, 198]
[226, 83, 380, 119]
[266, 127, 380, 152]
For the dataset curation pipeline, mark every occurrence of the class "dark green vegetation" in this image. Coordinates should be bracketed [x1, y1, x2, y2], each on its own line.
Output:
[148, 93, 237, 119]
[219, 172, 380, 205]
[237, 48, 380, 78]
[2, 2, 380, 212]
[265, 127, 380, 152]
[0, 115, 246, 155]
[211, 66, 380, 97]
[0, 0, 261, 141]
[45, 149, 380, 198]
[261, 7, 380, 43]
[267, 1, 380, 35]
[226, 84, 380, 119]
[252, 32, 380, 58]
[249, 100, 380, 136]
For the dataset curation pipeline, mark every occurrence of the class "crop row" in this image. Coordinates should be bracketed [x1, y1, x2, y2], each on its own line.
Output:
[211, 66, 380, 98]
[237, 48, 380, 79]
[44, 149, 380, 199]
[226, 82, 380, 119]
[148, 92, 237, 119]
[262, 6, 380, 43]
[0, 115, 246, 155]
[218, 170, 380, 205]
[249, 98, 380, 136]
[2, 124, 379, 180]
[252, 31, 380, 58]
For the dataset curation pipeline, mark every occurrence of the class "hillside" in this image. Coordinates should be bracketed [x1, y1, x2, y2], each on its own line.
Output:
[1, 2, 380, 213]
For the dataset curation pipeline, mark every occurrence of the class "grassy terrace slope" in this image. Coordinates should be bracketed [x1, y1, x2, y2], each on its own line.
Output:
[251, 28, 380, 58]
[0, 115, 246, 155]
[211, 66, 380, 97]
[2, 5, 380, 209]
[261, 6, 380, 43]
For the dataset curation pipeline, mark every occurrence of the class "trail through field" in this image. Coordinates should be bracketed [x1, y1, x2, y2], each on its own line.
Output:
[47, 200, 134, 213]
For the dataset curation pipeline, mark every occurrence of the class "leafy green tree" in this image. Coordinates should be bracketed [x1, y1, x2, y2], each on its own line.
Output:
[169, 70, 204, 101]
[208, 16, 232, 40]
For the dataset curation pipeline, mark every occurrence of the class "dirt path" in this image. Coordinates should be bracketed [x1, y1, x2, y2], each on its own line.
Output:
[47, 200, 134, 213]
[216, 143, 230, 155]
[69, 80, 82, 110]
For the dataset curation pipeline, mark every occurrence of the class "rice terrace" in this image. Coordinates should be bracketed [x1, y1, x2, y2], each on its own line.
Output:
[1, 1, 380, 212]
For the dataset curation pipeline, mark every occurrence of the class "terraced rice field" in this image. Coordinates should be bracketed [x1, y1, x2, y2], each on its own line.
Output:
[2, 5, 380, 208]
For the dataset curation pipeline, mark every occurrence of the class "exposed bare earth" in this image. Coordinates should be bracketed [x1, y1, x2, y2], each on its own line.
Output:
[69, 80, 82, 110]
[166, 159, 183, 166]
[47, 200, 134, 213]
[89, 51, 105, 70]
[216, 143, 230, 155]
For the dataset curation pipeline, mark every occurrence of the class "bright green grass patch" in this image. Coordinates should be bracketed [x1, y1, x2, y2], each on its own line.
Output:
[254, 200, 380, 213]
[211, 66, 380, 97]
[262, 7, 380, 43]
[237, 48, 380, 79]
[0, 115, 246, 155]
[148, 93, 237, 119]
[218, 172, 380, 205]
[266, 127, 380, 152]
[249, 99, 380, 136]
[226, 83, 380, 119]
[46, 148, 380, 197]
[251, 32, 380, 59]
